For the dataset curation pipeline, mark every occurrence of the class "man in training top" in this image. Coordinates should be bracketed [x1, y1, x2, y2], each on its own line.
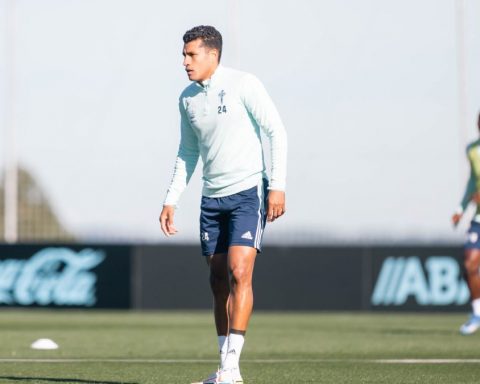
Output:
[453, 112, 480, 335]
[159, 25, 287, 384]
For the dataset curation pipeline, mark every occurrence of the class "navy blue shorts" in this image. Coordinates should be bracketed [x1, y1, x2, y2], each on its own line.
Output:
[466, 221, 480, 250]
[199, 180, 268, 256]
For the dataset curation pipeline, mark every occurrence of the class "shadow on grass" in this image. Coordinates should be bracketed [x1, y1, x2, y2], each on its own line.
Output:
[380, 328, 455, 336]
[0, 377, 138, 384]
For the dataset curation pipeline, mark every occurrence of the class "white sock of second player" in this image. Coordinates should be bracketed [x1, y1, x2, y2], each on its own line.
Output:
[472, 298, 480, 317]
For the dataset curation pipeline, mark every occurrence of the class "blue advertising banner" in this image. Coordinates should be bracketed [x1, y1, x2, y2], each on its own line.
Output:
[133, 245, 468, 311]
[0, 245, 131, 308]
[369, 247, 469, 311]
[0, 244, 468, 311]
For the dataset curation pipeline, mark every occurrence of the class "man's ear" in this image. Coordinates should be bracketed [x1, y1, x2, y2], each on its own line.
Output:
[209, 48, 219, 60]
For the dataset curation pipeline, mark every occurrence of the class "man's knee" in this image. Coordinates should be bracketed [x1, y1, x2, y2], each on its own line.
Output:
[464, 252, 480, 275]
[229, 265, 253, 288]
[228, 246, 256, 289]
[209, 256, 229, 297]
[210, 270, 229, 291]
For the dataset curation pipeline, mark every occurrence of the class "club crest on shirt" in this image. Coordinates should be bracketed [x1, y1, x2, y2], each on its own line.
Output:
[218, 90, 227, 114]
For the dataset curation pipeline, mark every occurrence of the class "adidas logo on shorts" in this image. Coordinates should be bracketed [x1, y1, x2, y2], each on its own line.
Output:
[241, 231, 253, 240]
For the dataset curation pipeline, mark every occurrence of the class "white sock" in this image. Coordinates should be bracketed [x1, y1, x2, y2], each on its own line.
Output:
[218, 335, 228, 368]
[223, 333, 245, 370]
[472, 298, 480, 316]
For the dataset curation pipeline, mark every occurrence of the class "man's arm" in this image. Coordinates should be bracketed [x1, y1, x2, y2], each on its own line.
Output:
[453, 161, 476, 227]
[241, 74, 287, 222]
[160, 100, 200, 236]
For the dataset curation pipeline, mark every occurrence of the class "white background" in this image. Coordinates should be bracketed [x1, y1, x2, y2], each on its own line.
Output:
[0, 0, 479, 244]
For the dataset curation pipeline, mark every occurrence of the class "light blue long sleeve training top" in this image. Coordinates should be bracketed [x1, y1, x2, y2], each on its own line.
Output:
[164, 65, 288, 207]
[457, 139, 480, 222]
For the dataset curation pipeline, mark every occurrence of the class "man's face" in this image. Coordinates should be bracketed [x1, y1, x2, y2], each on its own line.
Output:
[183, 38, 218, 82]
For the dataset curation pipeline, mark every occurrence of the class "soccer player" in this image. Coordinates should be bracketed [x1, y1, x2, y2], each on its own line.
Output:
[453, 112, 480, 335]
[159, 26, 287, 383]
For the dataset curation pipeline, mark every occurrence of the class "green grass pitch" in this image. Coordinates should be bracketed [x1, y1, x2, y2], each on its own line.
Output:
[1, 310, 480, 383]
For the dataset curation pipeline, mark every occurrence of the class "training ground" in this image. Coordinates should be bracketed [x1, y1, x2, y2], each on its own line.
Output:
[1, 311, 480, 383]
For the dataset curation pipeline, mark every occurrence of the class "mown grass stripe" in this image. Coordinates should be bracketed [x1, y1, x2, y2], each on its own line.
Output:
[1, 358, 480, 364]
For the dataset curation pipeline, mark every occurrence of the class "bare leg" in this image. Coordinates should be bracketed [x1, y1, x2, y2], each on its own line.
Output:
[207, 253, 230, 335]
[465, 249, 480, 300]
[227, 246, 257, 331]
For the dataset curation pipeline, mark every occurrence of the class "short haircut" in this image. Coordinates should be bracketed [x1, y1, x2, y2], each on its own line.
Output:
[183, 25, 223, 62]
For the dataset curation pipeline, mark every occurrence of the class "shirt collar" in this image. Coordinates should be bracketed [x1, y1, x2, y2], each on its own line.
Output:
[197, 64, 223, 89]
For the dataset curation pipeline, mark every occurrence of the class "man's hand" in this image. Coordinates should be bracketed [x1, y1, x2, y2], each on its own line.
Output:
[452, 212, 463, 227]
[160, 205, 178, 237]
[266, 190, 286, 223]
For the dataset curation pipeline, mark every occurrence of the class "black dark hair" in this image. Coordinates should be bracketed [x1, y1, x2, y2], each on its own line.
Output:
[183, 25, 223, 62]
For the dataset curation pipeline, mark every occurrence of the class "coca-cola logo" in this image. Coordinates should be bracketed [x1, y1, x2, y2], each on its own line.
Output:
[0, 248, 105, 306]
